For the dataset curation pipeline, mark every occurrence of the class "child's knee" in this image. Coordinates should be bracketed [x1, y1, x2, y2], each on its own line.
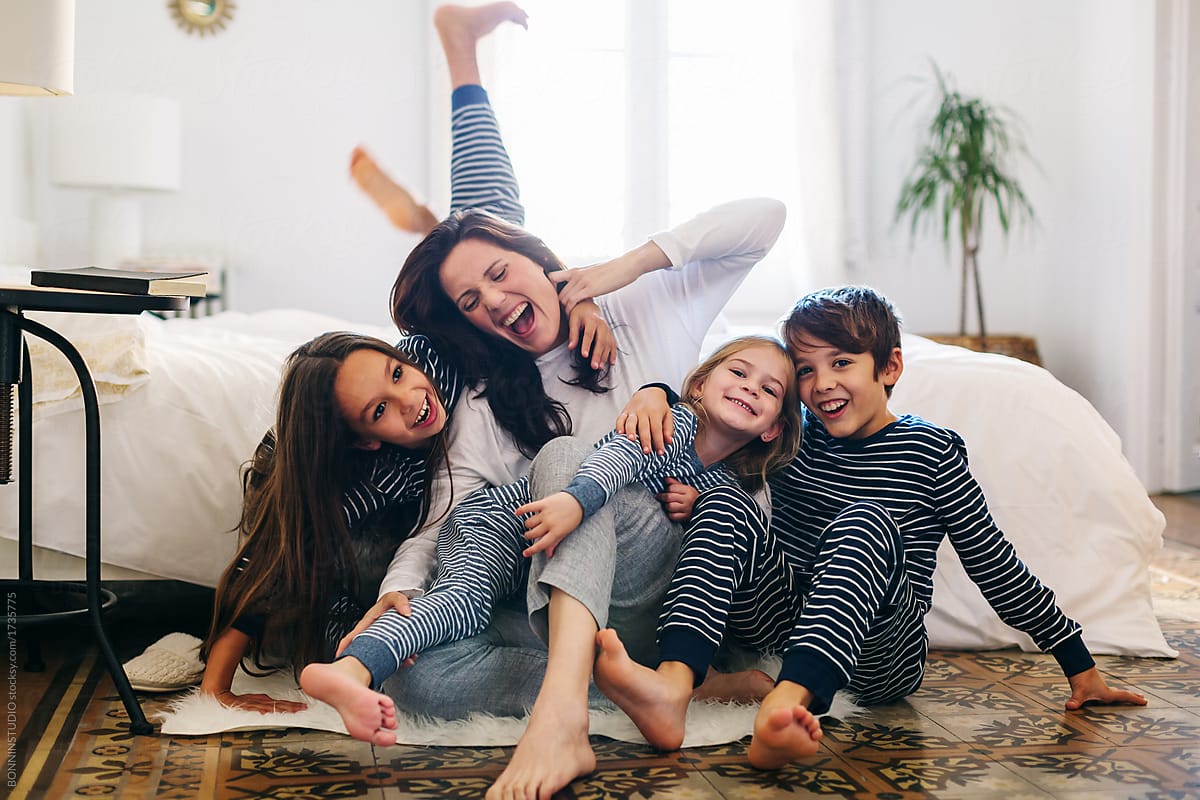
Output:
[826, 502, 901, 554]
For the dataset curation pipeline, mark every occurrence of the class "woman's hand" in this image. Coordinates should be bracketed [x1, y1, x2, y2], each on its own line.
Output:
[550, 240, 670, 313]
[516, 492, 585, 558]
[1064, 666, 1148, 710]
[657, 478, 700, 522]
[618, 387, 675, 455]
[335, 592, 412, 657]
[567, 300, 618, 369]
[209, 689, 307, 714]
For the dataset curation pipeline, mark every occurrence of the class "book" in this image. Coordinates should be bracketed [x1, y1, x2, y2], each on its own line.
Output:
[30, 267, 210, 297]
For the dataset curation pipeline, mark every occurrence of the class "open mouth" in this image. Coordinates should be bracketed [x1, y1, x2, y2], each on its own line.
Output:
[501, 302, 535, 336]
[726, 397, 755, 414]
[414, 395, 431, 427]
[819, 399, 848, 415]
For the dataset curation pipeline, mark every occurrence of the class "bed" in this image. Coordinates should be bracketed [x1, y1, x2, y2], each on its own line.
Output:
[0, 295, 1176, 659]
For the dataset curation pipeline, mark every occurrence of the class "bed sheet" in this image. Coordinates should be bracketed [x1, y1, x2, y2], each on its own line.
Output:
[0, 314, 1174, 657]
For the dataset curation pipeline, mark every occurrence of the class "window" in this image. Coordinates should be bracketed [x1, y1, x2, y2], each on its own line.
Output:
[485, 0, 815, 327]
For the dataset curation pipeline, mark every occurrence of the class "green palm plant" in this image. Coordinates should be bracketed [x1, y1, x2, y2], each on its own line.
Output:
[894, 63, 1035, 337]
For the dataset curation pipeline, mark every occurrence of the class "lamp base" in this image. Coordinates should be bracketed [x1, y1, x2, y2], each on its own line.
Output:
[90, 193, 141, 268]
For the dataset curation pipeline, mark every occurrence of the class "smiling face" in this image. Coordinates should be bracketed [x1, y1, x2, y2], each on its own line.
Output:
[790, 334, 902, 440]
[333, 348, 446, 450]
[694, 344, 793, 444]
[437, 237, 566, 356]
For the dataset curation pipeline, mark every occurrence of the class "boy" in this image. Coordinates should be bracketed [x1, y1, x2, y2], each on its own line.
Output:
[594, 285, 1147, 769]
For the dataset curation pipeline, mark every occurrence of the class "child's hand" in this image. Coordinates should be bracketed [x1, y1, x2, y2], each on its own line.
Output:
[1065, 666, 1148, 710]
[567, 300, 618, 369]
[551, 256, 645, 313]
[335, 591, 412, 657]
[516, 492, 584, 558]
[209, 689, 307, 714]
[657, 478, 700, 522]
[618, 387, 674, 455]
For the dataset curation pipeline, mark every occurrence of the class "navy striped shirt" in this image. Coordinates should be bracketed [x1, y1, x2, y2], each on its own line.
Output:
[769, 412, 1087, 675]
[564, 405, 738, 518]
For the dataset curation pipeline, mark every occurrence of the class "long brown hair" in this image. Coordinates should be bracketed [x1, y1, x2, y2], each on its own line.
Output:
[680, 335, 803, 492]
[201, 332, 448, 675]
[391, 208, 609, 458]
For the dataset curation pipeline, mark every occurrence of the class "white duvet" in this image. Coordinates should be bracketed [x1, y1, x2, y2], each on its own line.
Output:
[0, 310, 1174, 658]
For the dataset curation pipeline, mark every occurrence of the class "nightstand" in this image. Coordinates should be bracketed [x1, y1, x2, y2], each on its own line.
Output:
[0, 284, 190, 736]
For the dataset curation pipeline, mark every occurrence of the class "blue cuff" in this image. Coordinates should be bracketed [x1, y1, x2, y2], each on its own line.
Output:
[451, 84, 489, 111]
[339, 636, 400, 690]
[658, 627, 718, 687]
[778, 648, 847, 715]
[563, 476, 606, 519]
[1050, 632, 1095, 677]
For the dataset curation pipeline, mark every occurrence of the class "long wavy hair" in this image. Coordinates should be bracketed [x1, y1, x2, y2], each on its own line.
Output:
[680, 335, 804, 493]
[200, 332, 449, 676]
[391, 209, 608, 458]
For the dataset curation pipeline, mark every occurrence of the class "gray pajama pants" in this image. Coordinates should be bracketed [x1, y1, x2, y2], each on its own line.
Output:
[382, 437, 683, 719]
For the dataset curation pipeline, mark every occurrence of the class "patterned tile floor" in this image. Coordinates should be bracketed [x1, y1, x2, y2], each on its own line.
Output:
[10, 496, 1200, 799]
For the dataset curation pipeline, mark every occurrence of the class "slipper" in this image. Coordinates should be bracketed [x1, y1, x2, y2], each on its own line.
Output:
[122, 632, 206, 692]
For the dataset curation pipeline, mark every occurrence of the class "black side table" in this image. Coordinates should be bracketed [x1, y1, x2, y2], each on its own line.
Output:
[0, 284, 190, 736]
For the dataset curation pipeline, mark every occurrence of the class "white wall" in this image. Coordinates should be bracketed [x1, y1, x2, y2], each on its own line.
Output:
[28, 1, 431, 327]
[852, 0, 1165, 487]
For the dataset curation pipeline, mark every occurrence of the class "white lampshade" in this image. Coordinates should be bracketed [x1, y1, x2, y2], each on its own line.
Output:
[0, 0, 75, 96]
[49, 93, 181, 266]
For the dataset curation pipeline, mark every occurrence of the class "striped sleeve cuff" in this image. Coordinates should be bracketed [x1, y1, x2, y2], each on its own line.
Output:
[563, 476, 607, 519]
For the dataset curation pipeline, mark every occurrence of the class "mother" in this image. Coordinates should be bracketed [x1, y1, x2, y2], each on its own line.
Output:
[358, 3, 785, 797]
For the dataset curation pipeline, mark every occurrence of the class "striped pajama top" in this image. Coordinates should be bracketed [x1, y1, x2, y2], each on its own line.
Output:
[563, 404, 740, 518]
[768, 411, 1088, 679]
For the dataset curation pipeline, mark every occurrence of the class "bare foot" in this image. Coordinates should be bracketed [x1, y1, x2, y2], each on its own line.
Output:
[349, 147, 439, 234]
[435, 2, 528, 54]
[434, 2, 528, 88]
[747, 683, 822, 770]
[487, 702, 594, 800]
[593, 629, 691, 751]
[299, 661, 398, 747]
[694, 667, 775, 703]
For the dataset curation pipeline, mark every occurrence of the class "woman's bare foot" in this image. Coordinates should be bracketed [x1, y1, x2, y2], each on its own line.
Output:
[747, 681, 822, 769]
[693, 667, 775, 703]
[435, 2, 528, 87]
[486, 700, 594, 800]
[593, 628, 692, 751]
[349, 147, 439, 234]
[299, 660, 398, 747]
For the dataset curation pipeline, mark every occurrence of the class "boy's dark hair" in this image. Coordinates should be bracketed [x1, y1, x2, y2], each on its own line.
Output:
[782, 285, 903, 397]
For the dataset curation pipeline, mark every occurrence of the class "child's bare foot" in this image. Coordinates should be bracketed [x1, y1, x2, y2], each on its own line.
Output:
[593, 629, 692, 751]
[435, 2, 528, 53]
[747, 681, 822, 769]
[299, 660, 398, 747]
[435, 2, 528, 87]
[487, 699, 594, 800]
[693, 667, 775, 703]
[349, 147, 439, 234]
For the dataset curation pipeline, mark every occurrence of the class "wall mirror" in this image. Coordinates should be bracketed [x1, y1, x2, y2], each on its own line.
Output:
[169, 0, 235, 36]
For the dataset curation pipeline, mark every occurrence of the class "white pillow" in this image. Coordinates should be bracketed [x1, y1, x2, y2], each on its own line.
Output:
[893, 335, 1174, 658]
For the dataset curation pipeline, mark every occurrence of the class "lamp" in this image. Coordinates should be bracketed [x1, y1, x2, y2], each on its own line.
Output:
[0, 0, 75, 482]
[0, 0, 75, 96]
[49, 93, 181, 267]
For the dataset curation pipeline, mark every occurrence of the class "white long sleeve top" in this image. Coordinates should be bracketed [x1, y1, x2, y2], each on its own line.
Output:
[379, 197, 786, 597]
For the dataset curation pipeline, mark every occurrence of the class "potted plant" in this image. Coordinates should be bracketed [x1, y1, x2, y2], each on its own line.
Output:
[894, 62, 1040, 364]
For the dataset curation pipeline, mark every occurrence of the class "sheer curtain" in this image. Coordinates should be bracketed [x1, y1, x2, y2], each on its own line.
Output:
[427, 0, 846, 332]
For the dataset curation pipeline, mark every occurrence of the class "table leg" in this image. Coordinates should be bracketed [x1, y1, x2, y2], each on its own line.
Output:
[17, 317, 153, 735]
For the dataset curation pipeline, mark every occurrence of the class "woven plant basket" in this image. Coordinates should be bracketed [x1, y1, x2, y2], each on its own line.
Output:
[924, 334, 1042, 366]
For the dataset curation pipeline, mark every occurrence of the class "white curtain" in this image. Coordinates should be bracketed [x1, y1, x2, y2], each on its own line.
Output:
[427, 0, 848, 331]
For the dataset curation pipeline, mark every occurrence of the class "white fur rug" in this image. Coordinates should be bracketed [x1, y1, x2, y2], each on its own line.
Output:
[156, 664, 856, 747]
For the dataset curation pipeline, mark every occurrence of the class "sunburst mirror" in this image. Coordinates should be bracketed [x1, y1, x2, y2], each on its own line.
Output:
[169, 0, 236, 37]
